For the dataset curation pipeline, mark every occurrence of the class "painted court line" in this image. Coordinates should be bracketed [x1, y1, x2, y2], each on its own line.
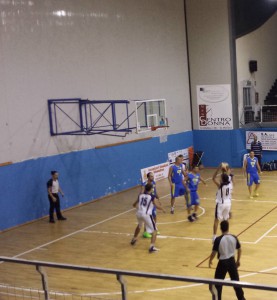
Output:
[8, 208, 136, 260]
[202, 197, 277, 204]
[4, 193, 171, 261]
[82, 230, 260, 244]
[196, 205, 277, 268]
[254, 224, 277, 244]
[157, 206, 205, 225]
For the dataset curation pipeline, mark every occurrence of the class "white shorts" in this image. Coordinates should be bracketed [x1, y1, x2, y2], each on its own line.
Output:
[136, 212, 157, 233]
[215, 203, 231, 221]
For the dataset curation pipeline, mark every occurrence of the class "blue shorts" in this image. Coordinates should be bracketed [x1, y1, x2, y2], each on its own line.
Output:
[187, 191, 200, 207]
[171, 183, 186, 198]
[247, 172, 260, 186]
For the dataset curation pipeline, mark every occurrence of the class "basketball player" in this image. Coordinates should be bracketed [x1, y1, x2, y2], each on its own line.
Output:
[178, 154, 187, 174]
[140, 172, 161, 238]
[221, 163, 234, 218]
[131, 183, 165, 253]
[212, 171, 232, 242]
[168, 156, 191, 220]
[186, 165, 207, 220]
[243, 150, 261, 199]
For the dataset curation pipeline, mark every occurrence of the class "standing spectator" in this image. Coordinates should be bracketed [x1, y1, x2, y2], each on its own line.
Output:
[209, 220, 246, 300]
[47, 171, 67, 223]
[250, 134, 262, 168]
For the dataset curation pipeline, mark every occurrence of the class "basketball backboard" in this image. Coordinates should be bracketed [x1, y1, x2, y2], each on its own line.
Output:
[135, 99, 167, 133]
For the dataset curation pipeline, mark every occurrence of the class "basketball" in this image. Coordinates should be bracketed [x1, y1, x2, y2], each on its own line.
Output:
[221, 162, 229, 172]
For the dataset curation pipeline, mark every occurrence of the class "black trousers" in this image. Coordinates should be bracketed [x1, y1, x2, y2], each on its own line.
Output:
[215, 257, 245, 300]
[255, 155, 262, 169]
[48, 194, 63, 220]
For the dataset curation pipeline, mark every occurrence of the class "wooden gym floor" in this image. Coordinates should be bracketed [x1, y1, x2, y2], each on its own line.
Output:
[0, 168, 276, 299]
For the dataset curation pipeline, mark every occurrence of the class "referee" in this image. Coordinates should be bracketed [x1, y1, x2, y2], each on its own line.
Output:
[209, 220, 245, 300]
[47, 171, 67, 223]
[251, 135, 262, 168]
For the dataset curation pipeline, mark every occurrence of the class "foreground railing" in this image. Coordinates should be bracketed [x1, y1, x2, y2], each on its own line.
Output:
[0, 256, 276, 300]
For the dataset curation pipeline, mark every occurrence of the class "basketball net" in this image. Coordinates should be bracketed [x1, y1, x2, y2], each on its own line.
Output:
[151, 126, 168, 143]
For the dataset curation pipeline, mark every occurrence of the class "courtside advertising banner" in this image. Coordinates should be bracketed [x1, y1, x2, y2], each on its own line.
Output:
[246, 131, 277, 151]
[197, 84, 233, 130]
[168, 148, 189, 166]
[141, 162, 169, 182]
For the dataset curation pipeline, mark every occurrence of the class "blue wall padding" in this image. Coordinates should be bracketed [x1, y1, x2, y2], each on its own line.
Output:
[0, 131, 193, 230]
[193, 128, 277, 168]
[2, 128, 277, 230]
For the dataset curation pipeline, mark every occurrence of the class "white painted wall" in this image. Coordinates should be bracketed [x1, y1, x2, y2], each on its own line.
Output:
[185, 0, 233, 129]
[236, 13, 277, 120]
[0, 0, 191, 163]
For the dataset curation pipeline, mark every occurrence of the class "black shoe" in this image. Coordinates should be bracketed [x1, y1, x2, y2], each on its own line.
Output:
[149, 246, 160, 253]
[49, 220, 55, 223]
[130, 238, 137, 246]
[192, 213, 198, 220]
[188, 215, 194, 222]
[58, 217, 67, 221]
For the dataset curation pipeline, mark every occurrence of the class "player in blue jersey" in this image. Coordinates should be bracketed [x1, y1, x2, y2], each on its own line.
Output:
[186, 165, 207, 220]
[243, 151, 262, 199]
[141, 172, 161, 238]
[168, 156, 190, 218]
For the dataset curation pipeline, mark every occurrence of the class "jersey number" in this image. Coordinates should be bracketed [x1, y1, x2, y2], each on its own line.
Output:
[140, 197, 148, 207]
[225, 188, 229, 196]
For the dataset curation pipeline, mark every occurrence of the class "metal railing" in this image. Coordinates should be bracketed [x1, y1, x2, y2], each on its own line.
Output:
[241, 105, 277, 125]
[0, 256, 277, 300]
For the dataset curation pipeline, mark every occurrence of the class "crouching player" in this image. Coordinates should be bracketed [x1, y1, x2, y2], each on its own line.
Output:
[131, 183, 166, 253]
[186, 165, 207, 221]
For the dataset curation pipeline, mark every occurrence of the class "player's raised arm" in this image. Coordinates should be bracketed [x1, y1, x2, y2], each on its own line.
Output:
[212, 165, 221, 188]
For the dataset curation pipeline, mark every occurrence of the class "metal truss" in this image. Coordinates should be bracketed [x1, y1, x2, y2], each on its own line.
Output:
[48, 98, 137, 137]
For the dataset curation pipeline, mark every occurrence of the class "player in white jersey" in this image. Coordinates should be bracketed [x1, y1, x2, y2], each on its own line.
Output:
[212, 171, 232, 242]
[221, 162, 234, 218]
[131, 183, 165, 253]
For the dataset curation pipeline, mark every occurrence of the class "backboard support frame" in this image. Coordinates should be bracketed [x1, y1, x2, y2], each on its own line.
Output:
[48, 98, 168, 137]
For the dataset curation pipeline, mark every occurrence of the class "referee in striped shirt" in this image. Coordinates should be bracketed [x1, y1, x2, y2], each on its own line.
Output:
[209, 220, 246, 300]
[251, 135, 262, 168]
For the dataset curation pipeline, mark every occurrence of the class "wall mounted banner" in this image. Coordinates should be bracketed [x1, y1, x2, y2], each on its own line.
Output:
[141, 162, 169, 182]
[168, 148, 189, 166]
[197, 84, 233, 130]
[246, 131, 277, 151]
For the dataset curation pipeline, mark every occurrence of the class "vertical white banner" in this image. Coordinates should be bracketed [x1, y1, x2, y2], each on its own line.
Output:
[197, 84, 233, 130]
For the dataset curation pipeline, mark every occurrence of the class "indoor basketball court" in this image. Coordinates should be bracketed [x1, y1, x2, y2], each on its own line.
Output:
[0, 0, 276, 299]
[0, 168, 276, 299]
